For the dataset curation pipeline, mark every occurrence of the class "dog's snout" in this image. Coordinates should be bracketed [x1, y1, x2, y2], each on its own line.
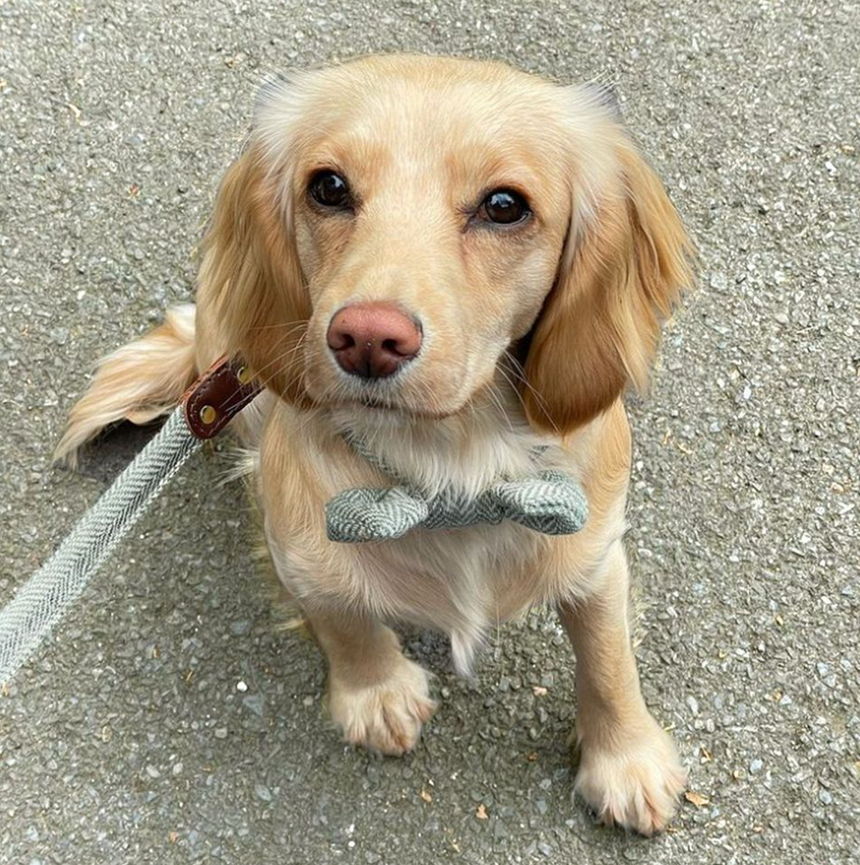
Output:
[327, 303, 422, 379]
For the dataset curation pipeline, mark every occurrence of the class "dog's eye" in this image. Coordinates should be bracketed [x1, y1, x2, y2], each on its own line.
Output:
[478, 189, 530, 225]
[309, 171, 352, 209]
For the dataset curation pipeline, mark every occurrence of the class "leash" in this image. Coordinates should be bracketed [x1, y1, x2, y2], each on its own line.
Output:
[0, 358, 261, 686]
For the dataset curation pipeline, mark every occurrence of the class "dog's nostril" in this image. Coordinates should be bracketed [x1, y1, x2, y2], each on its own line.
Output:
[326, 325, 355, 352]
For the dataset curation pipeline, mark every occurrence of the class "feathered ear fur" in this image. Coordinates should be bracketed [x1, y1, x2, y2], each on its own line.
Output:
[195, 140, 311, 404]
[523, 135, 694, 435]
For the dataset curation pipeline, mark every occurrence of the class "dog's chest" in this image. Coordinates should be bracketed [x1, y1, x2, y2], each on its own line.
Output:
[329, 518, 548, 673]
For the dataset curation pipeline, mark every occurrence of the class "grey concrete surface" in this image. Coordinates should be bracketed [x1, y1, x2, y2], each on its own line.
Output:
[1, 0, 858, 862]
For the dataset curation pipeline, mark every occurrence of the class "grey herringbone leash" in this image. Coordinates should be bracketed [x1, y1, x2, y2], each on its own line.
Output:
[0, 408, 201, 685]
[0, 357, 260, 686]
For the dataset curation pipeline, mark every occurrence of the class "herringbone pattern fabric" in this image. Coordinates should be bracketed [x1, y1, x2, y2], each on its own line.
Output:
[326, 441, 589, 543]
[0, 408, 201, 685]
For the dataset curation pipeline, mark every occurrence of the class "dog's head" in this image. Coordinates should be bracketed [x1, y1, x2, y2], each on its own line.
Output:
[198, 55, 693, 434]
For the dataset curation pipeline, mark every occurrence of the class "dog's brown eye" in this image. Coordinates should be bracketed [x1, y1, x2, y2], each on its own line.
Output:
[479, 189, 530, 225]
[309, 171, 352, 209]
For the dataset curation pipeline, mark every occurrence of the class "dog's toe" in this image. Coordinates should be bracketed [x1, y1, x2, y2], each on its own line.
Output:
[328, 656, 436, 756]
[573, 716, 686, 835]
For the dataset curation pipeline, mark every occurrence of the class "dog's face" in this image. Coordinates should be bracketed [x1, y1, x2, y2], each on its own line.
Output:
[199, 55, 692, 433]
[287, 70, 573, 418]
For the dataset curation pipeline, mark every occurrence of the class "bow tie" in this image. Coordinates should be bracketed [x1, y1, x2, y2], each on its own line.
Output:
[325, 448, 588, 543]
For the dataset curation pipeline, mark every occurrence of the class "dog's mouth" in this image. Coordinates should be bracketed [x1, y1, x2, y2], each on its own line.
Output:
[359, 394, 390, 410]
[319, 382, 464, 421]
[353, 392, 457, 420]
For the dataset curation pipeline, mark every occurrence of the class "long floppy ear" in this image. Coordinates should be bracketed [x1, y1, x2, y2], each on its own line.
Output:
[523, 139, 694, 435]
[195, 142, 311, 404]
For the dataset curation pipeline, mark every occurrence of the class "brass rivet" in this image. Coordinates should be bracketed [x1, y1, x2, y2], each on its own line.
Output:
[236, 365, 254, 385]
[200, 405, 218, 425]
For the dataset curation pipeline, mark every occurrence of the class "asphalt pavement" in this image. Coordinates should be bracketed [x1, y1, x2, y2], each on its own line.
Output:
[1, 0, 858, 862]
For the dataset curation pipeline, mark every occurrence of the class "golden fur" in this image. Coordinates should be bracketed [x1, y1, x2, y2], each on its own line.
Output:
[57, 55, 694, 835]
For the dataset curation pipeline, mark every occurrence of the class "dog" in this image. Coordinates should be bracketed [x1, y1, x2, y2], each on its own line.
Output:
[57, 54, 694, 835]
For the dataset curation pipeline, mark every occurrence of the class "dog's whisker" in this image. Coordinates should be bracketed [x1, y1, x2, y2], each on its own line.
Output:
[484, 381, 514, 433]
[501, 351, 560, 436]
[250, 318, 310, 332]
[217, 326, 310, 415]
[496, 364, 530, 420]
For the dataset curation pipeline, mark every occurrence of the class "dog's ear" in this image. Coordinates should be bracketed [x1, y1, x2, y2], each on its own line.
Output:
[523, 135, 694, 435]
[195, 141, 311, 405]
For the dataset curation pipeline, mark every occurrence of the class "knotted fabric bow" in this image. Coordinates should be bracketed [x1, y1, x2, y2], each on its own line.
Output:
[325, 446, 589, 544]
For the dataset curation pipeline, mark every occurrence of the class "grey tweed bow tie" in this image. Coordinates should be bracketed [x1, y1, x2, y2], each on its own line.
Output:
[325, 437, 588, 544]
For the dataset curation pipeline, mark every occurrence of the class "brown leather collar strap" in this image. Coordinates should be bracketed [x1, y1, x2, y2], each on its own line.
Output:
[182, 357, 262, 440]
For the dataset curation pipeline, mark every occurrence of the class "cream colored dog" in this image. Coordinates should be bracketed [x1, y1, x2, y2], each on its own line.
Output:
[58, 55, 694, 835]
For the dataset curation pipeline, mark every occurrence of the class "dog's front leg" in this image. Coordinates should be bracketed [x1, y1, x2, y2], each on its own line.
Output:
[305, 609, 436, 756]
[559, 540, 686, 834]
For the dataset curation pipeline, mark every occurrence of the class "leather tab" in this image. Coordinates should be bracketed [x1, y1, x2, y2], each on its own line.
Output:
[182, 356, 262, 440]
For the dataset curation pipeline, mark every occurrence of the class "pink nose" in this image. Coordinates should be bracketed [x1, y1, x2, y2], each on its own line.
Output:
[327, 303, 422, 379]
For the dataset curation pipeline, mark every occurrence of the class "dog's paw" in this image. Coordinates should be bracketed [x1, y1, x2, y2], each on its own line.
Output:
[327, 655, 436, 756]
[573, 716, 686, 835]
